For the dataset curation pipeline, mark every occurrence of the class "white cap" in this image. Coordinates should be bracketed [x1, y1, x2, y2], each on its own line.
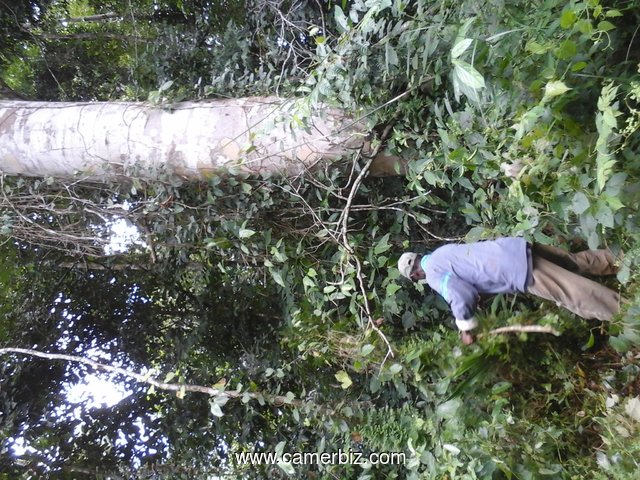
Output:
[398, 253, 418, 280]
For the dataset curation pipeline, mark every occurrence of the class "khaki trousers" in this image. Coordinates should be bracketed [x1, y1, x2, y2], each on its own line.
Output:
[525, 244, 621, 321]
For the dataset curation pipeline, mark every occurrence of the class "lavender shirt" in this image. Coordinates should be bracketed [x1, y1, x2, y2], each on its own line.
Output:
[421, 237, 530, 321]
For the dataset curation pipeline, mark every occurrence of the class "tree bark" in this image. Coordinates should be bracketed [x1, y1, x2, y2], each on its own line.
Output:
[0, 98, 403, 182]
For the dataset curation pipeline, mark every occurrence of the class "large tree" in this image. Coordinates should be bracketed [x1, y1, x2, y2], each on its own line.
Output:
[0, 98, 402, 180]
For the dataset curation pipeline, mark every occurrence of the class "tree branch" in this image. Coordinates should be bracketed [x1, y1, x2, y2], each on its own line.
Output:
[0, 348, 298, 407]
[477, 325, 562, 338]
[336, 121, 397, 367]
[60, 12, 121, 23]
[36, 32, 148, 42]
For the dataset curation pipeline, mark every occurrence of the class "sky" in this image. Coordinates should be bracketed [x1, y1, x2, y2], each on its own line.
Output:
[11, 212, 148, 458]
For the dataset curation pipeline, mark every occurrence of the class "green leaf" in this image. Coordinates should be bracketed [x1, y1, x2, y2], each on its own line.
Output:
[385, 43, 399, 67]
[609, 335, 631, 353]
[597, 159, 617, 193]
[159, 80, 174, 92]
[625, 397, 640, 422]
[555, 40, 577, 60]
[206, 237, 232, 250]
[538, 466, 562, 475]
[595, 84, 620, 192]
[402, 311, 416, 329]
[239, 229, 256, 238]
[361, 344, 375, 356]
[512, 105, 545, 140]
[605, 9, 623, 17]
[388, 363, 403, 375]
[210, 403, 224, 417]
[370, 376, 381, 393]
[571, 61, 588, 72]
[451, 38, 473, 59]
[374, 233, 391, 255]
[526, 41, 549, 55]
[465, 226, 486, 242]
[277, 461, 295, 475]
[457, 17, 476, 38]
[560, 10, 577, 29]
[452, 59, 485, 90]
[576, 19, 593, 34]
[605, 195, 624, 211]
[581, 332, 595, 351]
[571, 192, 590, 215]
[597, 20, 616, 32]
[457, 176, 475, 192]
[386, 283, 402, 296]
[334, 6, 349, 32]
[617, 262, 631, 284]
[595, 204, 614, 229]
[270, 269, 286, 288]
[335, 370, 353, 389]
[436, 398, 461, 418]
[443, 444, 461, 455]
[491, 381, 512, 395]
[543, 80, 571, 101]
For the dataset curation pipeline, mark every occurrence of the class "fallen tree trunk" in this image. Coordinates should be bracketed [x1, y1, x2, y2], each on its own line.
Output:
[0, 97, 403, 182]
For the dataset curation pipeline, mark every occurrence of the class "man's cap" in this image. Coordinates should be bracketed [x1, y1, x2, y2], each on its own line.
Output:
[398, 253, 418, 280]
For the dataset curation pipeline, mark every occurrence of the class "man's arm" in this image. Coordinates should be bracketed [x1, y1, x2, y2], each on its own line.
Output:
[429, 272, 479, 341]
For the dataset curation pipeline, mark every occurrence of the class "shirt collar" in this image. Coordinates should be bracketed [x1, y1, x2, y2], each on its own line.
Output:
[420, 254, 431, 271]
[419, 254, 431, 284]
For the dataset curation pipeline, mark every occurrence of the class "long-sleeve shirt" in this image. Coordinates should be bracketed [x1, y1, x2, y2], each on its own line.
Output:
[420, 237, 530, 329]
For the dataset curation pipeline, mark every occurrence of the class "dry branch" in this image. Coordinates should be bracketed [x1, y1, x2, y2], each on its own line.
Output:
[0, 347, 298, 407]
[478, 325, 562, 338]
[337, 120, 398, 367]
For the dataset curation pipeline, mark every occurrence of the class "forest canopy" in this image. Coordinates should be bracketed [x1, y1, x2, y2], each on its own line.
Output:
[1, 0, 640, 478]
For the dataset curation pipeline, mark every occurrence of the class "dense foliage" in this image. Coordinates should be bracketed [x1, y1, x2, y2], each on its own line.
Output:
[1, 0, 640, 478]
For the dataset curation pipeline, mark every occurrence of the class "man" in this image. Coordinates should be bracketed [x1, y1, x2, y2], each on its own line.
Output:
[398, 237, 622, 345]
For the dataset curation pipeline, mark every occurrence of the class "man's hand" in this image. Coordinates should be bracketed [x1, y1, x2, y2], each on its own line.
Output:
[460, 331, 475, 345]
